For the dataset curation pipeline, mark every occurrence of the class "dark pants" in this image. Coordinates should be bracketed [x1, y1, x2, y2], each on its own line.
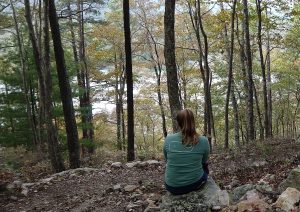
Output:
[165, 172, 208, 195]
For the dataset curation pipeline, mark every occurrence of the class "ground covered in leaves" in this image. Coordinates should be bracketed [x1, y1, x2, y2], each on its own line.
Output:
[1, 139, 300, 212]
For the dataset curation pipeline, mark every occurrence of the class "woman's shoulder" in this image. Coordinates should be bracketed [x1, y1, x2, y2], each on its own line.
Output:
[198, 135, 209, 144]
[166, 132, 181, 139]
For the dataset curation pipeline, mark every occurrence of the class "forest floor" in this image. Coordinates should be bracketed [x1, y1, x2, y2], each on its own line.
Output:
[1, 138, 300, 212]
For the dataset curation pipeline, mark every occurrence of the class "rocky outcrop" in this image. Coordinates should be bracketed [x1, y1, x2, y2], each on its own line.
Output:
[278, 167, 300, 193]
[273, 187, 300, 211]
[160, 177, 229, 211]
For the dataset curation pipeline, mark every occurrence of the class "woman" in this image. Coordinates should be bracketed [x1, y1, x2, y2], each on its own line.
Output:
[163, 109, 210, 195]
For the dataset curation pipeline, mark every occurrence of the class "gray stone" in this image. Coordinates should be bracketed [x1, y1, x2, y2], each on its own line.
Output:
[278, 167, 300, 193]
[256, 183, 273, 193]
[126, 203, 142, 211]
[124, 185, 138, 192]
[231, 184, 255, 203]
[146, 160, 160, 165]
[10, 196, 18, 201]
[160, 177, 228, 212]
[273, 187, 300, 212]
[252, 160, 268, 167]
[12, 180, 22, 189]
[126, 162, 138, 168]
[111, 162, 122, 168]
[21, 186, 29, 196]
[113, 184, 121, 191]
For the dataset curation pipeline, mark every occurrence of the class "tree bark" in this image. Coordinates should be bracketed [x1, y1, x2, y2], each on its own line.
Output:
[224, 0, 237, 149]
[24, 0, 46, 149]
[256, 0, 269, 138]
[266, 6, 273, 137]
[123, 0, 135, 161]
[43, 0, 65, 172]
[164, 0, 182, 132]
[10, 0, 39, 148]
[242, 0, 255, 141]
[48, 0, 80, 169]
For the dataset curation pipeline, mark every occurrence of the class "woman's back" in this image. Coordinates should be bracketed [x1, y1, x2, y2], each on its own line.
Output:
[164, 133, 209, 187]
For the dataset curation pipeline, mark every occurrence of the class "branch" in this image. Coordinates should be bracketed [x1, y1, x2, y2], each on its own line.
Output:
[0, 3, 10, 12]
[0, 45, 16, 50]
[57, 2, 94, 19]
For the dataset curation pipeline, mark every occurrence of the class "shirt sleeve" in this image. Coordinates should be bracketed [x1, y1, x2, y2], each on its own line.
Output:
[202, 136, 210, 163]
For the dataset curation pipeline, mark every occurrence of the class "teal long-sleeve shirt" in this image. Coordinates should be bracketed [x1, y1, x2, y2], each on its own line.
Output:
[163, 133, 210, 187]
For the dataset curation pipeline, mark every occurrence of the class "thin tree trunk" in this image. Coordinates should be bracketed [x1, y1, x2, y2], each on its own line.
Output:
[231, 83, 240, 146]
[10, 0, 39, 148]
[164, 0, 182, 132]
[115, 52, 122, 150]
[243, 0, 255, 141]
[154, 65, 168, 138]
[266, 6, 273, 137]
[67, 1, 86, 156]
[224, 0, 237, 149]
[198, 0, 212, 150]
[24, 0, 46, 149]
[123, 0, 135, 161]
[256, 0, 269, 138]
[253, 84, 264, 139]
[43, 0, 65, 172]
[48, 0, 80, 169]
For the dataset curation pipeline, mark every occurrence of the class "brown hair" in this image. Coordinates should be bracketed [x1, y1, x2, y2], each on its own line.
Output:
[176, 109, 199, 145]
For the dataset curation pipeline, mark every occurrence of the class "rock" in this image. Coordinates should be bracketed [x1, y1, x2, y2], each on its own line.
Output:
[10, 196, 18, 201]
[144, 205, 160, 212]
[41, 177, 54, 184]
[6, 183, 14, 192]
[136, 161, 147, 168]
[126, 202, 141, 211]
[21, 185, 29, 196]
[12, 180, 22, 189]
[258, 174, 275, 185]
[124, 185, 138, 192]
[111, 162, 122, 168]
[231, 184, 255, 203]
[256, 183, 273, 193]
[241, 189, 260, 201]
[126, 162, 138, 168]
[237, 198, 270, 212]
[252, 160, 268, 167]
[160, 177, 229, 211]
[278, 167, 300, 193]
[273, 187, 300, 212]
[113, 184, 121, 191]
[146, 160, 160, 165]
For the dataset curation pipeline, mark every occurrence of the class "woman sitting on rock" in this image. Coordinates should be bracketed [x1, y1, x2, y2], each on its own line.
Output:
[163, 109, 210, 195]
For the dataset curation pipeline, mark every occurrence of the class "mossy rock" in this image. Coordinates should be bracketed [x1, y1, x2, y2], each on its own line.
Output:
[160, 177, 228, 212]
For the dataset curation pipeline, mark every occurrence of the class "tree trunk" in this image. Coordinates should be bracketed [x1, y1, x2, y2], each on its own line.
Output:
[231, 83, 240, 146]
[253, 84, 264, 139]
[77, 0, 94, 155]
[266, 6, 273, 137]
[224, 0, 237, 149]
[43, 0, 65, 172]
[154, 65, 168, 138]
[24, 0, 46, 150]
[123, 0, 135, 161]
[164, 0, 182, 132]
[10, 0, 39, 148]
[242, 0, 255, 141]
[115, 52, 122, 150]
[256, 0, 269, 138]
[198, 0, 212, 150]
[67, 1, 86, 156]
[48, 0, 80, 169]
